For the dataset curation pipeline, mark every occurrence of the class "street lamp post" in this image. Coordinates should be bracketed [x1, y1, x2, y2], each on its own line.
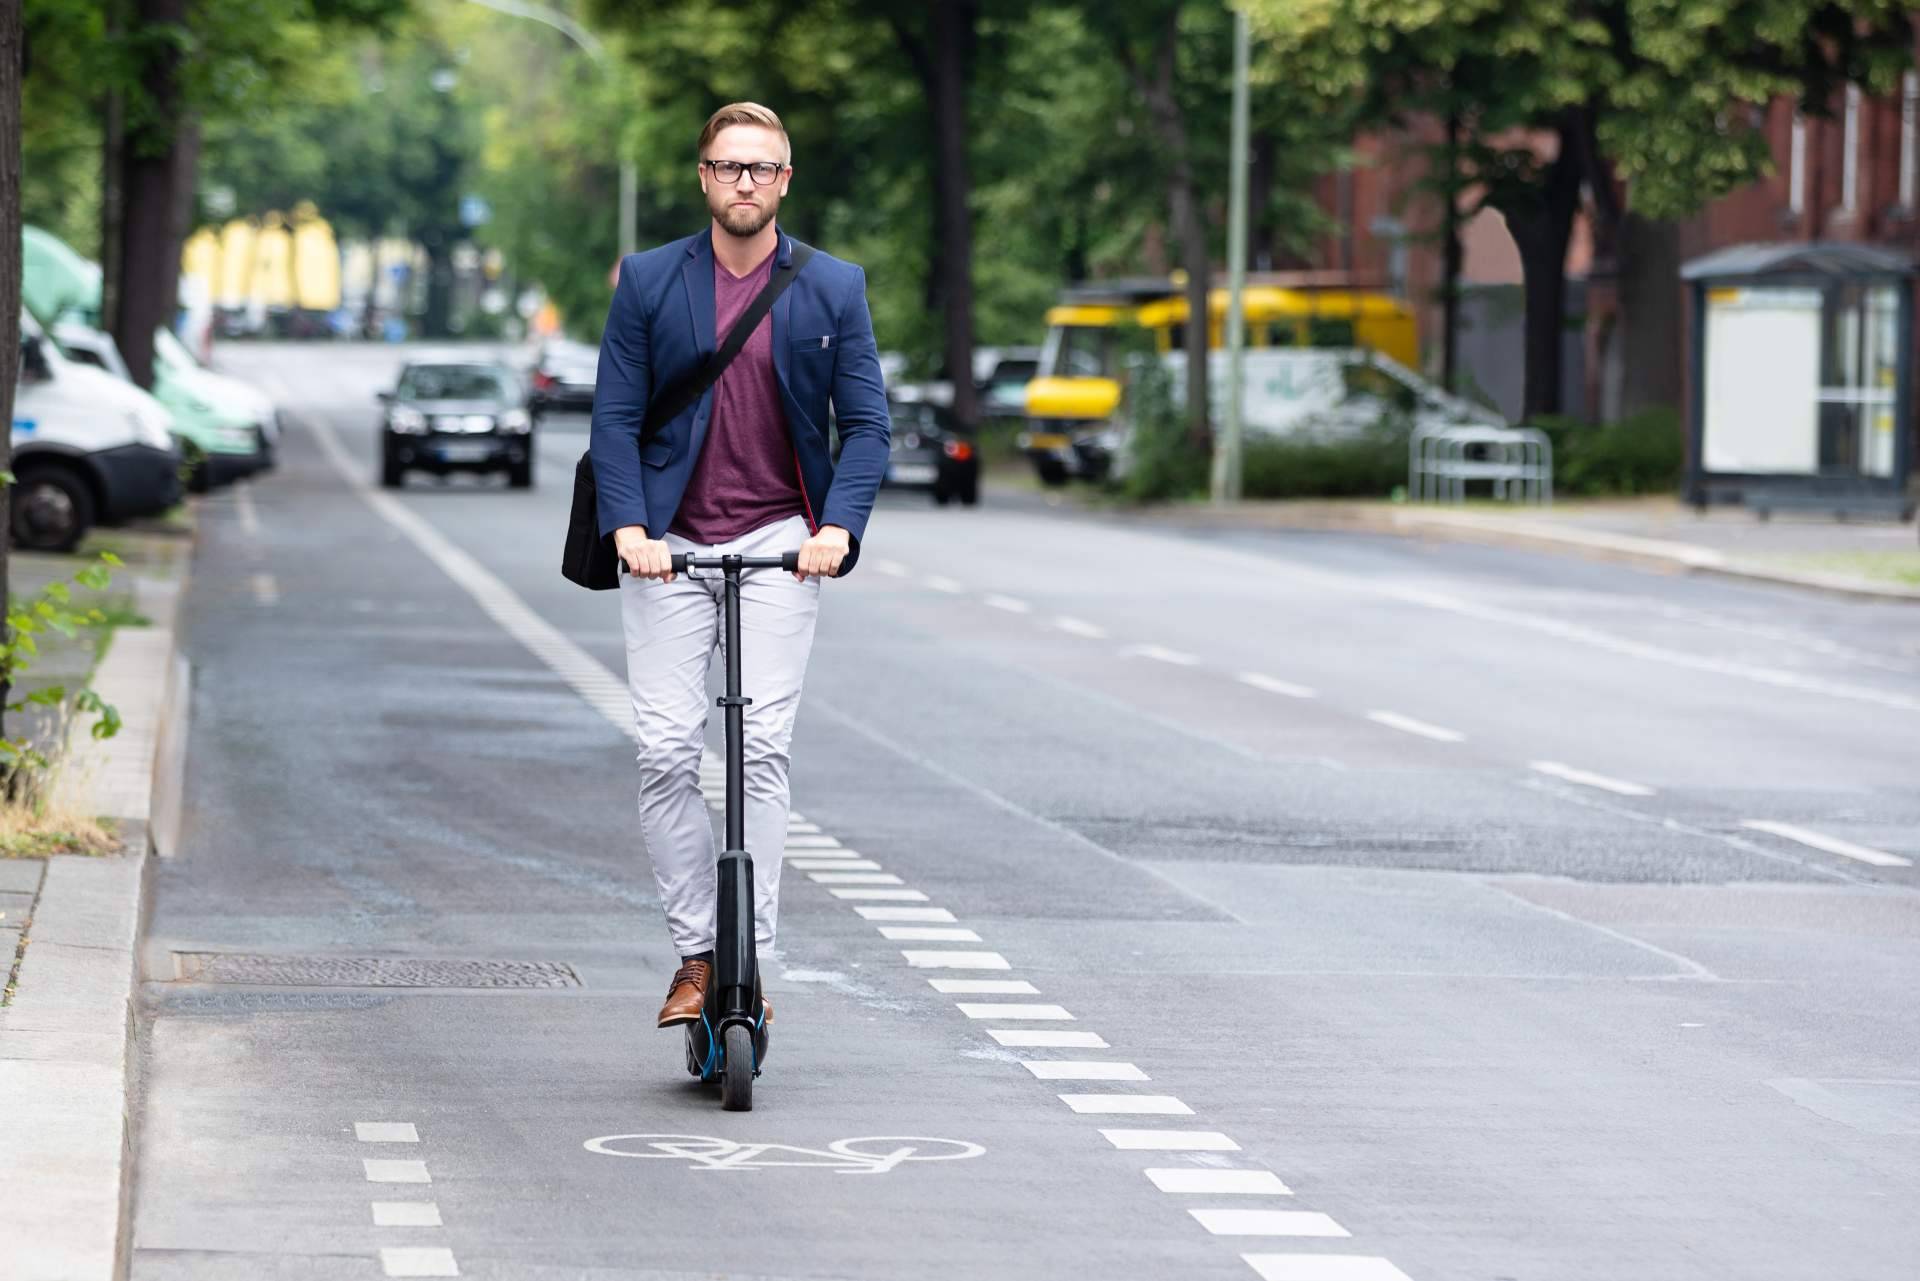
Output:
[1214, 5, 1251, 505]
[464, 0, 638, 258]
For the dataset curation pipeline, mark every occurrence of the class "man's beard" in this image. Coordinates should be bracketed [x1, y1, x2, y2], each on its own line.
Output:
[712, 192, 779, 238]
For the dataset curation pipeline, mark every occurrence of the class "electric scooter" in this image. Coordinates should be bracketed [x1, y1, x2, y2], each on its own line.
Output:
[635, 549, 804, 1112]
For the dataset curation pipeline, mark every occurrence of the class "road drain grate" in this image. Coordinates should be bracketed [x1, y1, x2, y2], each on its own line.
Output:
[173, 952, 582, 989]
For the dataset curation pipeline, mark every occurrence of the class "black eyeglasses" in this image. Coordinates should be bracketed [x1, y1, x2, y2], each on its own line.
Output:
[703, 159, 785, 186]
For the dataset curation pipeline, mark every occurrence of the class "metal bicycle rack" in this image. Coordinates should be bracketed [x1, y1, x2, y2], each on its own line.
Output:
[1409, 422, 1554, 506]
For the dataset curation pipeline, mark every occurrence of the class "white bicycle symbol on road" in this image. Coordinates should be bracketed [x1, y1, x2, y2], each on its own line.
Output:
[583, 1133, 986, 1174]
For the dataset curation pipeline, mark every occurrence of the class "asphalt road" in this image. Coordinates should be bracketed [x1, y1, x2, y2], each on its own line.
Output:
[129, 341, 1920, 1281]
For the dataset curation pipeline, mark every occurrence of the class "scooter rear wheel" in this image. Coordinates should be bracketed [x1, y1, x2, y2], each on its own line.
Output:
[721, 1024, 755, 1111]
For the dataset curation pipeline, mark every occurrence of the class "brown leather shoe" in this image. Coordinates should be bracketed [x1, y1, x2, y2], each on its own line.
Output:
[656, 958, 711, 1027]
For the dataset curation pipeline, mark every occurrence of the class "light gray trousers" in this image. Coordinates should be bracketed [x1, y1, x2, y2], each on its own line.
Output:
[619, 514, 820, 957]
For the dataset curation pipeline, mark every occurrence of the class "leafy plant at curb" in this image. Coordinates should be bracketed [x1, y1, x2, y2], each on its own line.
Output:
[1529, 409, 1683, 497]
[1112, 359, 1208, 503]
[0, 546, 125, 792]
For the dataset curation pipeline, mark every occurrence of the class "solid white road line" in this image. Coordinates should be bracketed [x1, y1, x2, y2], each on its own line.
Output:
[1366, 710, 1465, 743]
[988, 1028, 1107, 1048]
[783, 834, 843, 849]
[1242, 1255, 1413, 1281]
[878, 926, 982, 942]
[1146, 1169, 1291, 1195]
[929, 978, 1035, 993]
[925, 575, 965, 594]
[829, 888, 930, 901]
[1530, 760, 1656, 797]
[1741, 820, 1913, 868]
[251, 572, 279, 605]
[379, 1246, 460, 1278]
[858, 906, 957, 922]
[1190, 1209, 1348, 1237]
[902, 950, 1010, 970]
[1053, 616, 1109, 640]
[787, 858, 881, 871]
[957, 1002, 1073, 1020]
[807, 871, 904, 885]
[1121, 643, 1200, 666]
[371, 1202, 443, 1227]
[1238, 673, 1316, 699]
[1059, 1094, 1192, 1115]
[363, 1159, 431, 1184]
[1021, 1060, 1148, 1082]
[354, 1123, 419, 1143]
[1101, 1129, 1240, 1152]
[984, 594, 1032, 614]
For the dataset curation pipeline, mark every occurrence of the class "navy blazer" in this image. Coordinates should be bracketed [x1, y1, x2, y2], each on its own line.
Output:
[589, 228, 891, 574]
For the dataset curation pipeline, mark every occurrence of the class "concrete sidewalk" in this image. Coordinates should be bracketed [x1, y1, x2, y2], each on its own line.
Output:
[0, 527, 192, 1281]
[1115, 494, 1920, 601]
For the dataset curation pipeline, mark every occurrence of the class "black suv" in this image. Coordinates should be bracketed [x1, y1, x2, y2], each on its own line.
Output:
[379, 360, 535, 489]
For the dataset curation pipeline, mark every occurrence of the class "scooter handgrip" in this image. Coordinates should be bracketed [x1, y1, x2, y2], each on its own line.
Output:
[781, 551, 801, 573]
[670, 553, 690, 575]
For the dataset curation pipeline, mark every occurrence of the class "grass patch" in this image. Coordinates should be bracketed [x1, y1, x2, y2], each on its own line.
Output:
[1772, 551, 1920, 587]
[0, 804, 120, 857]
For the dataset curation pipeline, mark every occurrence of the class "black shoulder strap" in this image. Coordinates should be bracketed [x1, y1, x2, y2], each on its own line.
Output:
[641, 241, 817, 441]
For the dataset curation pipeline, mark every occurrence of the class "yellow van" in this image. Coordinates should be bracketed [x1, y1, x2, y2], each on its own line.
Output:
[1018, 280, 1418, 484]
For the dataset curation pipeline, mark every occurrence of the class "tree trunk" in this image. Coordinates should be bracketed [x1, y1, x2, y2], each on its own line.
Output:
[1122, 12, 1210, 451]
[1615, 211, 1683, 416]
[1440, 108, 1462, 393]
[422, 239, 454, 338]
[111, 0, 189, 391]
[1491, 122, 1582, 420]
[1, 0, 22, 741]
[1248, 128, 1275, 271]
[929, 0, 977, 427]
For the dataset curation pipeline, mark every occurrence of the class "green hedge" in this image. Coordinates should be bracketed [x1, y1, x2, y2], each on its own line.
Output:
[1528, 409, 1683, 496]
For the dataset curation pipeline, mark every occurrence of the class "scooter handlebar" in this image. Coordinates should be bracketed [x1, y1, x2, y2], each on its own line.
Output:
[652, 551, 807, 575]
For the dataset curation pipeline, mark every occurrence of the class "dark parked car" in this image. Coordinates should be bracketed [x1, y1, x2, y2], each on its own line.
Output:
[378, 359, 535, 489]
[885, 390, 978, 507]
[527, 338, 598, 421]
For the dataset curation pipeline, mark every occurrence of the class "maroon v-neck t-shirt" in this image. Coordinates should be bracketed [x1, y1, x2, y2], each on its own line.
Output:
[667, 248, 810, 544]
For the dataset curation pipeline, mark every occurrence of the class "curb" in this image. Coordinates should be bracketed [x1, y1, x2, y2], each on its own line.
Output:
[0, 545, 191, 1281]
[1115, 498, 1920, 604]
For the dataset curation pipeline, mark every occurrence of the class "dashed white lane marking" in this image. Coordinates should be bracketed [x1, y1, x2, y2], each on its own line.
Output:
[1102, 1129, 1240, 1152]
[984, 594, 1032, 614]
[1121, 643, 1200, 666]
[1022, 1060, 1149, 1082]
[807, 871, 904, 885]
[1053, 616, 1109, 640]
[1529, 760, 1655, 796]
[1243, 1254, 1413, 1281]
[783, 848, 863, 861]
[1059, 1094, 1193, 1115]
[873, 559, 909, 577]
[380, 1246, 460, 1277]
[787, 858, 881, 871]
[878, 926, 982, 942]
[355, 1123, 420, 1143]
[371, 1202, 443, 1226]
[858, 906, 957, 922]
[902, 950, 1011, 970]
[989, 1028, 1108, 1048]
[1148, 1170, 1290, 1195]
[1365, 710, 1465, 743]
[787, 821, 821, 833]
[783, 834, 843, 849]
[930, 978, 1035, 994]
[957, 1002, 1073, 1020]
[925, 575, 965, 594]
[251, 572, 279, 605]
[363, 1159, 431, 1184]
[829, 888, 929, 901]
[1191, 1209, 1348, 1237]
[1238, 672, 1316, 699]
[234, 481, 261, 537]
[1740, 820, 1913, 868]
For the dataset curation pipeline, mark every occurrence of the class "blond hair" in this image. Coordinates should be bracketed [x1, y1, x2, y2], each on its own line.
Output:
[698, 102, 791, 164]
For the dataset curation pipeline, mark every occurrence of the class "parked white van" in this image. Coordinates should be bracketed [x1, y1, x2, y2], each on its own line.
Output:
[12, 313, 182, 551]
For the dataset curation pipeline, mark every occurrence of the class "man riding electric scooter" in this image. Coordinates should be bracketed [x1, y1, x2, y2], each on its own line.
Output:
[588, 102, 891, 1100]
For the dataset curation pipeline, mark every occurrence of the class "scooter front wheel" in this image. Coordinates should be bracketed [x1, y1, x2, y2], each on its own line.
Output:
[721, 1024, 755, 1111]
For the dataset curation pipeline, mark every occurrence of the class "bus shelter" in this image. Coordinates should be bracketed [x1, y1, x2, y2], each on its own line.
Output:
[1682, 242, 1915, 518]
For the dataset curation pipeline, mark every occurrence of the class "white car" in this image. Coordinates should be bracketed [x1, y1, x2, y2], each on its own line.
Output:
[13, 313, 182, 551]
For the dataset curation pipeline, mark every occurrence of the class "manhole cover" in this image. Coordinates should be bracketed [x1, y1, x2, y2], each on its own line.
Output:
[173, 952, 581, 989]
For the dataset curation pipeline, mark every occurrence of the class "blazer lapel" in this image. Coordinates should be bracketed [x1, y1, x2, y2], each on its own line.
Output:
[681, 235, 716, 359]
[771, 229, 794, 398]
